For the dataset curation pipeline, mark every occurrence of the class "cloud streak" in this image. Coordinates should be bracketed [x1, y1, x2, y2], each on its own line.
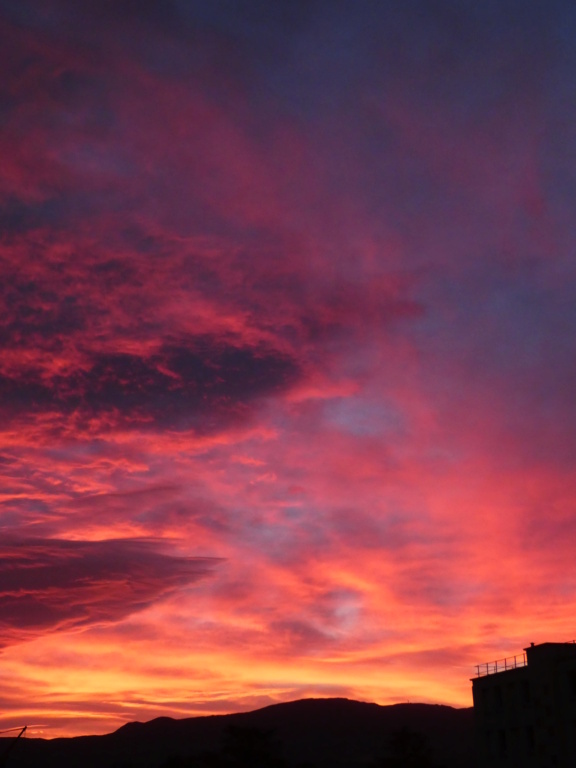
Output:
[0, 537, 219, 646]
[0, 338, 300, 433]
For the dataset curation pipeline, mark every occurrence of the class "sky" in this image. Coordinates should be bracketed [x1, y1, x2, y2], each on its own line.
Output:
[1, 0, 576, 739]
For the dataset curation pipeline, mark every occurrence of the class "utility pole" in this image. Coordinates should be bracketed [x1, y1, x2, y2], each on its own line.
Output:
[0, 726, 27, 768]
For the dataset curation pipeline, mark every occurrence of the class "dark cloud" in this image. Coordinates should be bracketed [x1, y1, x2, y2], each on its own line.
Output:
[0, 339, 300, 434]
[0, 537, 219, 646]
[0, 197, 68, 235]
[0, 282, 86, 344]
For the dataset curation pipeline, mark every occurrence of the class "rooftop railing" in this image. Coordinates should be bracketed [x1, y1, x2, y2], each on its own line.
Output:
[475, 640, 576, 677]
[475, 653, 527, 677]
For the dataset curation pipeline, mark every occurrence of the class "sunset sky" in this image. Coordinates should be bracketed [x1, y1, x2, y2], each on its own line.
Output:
[1, 0, 576, 738]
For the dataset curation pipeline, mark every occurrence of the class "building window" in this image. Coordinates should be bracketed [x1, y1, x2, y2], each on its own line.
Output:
[481, 687, 489, 713]
[521, 680, 531, 705]
[484, 729, 494, 759]
[494, 685, 503, 709]
[498, 729, 507, 758]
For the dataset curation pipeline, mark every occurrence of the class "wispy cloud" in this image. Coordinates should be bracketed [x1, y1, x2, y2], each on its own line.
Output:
[0, 538, 219, 646]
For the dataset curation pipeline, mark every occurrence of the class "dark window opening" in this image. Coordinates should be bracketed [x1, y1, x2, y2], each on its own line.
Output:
[485, 729, 493, 759]
[498, 729, 507, 758]
[494, 685, 503, 708]
[522, 680, 531, 704]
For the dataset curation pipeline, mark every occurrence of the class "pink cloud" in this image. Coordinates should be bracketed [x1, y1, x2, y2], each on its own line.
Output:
[1, 0, 576, 738]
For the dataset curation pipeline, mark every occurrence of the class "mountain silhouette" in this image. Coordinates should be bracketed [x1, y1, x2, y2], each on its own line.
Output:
[2, 698, 474, 768]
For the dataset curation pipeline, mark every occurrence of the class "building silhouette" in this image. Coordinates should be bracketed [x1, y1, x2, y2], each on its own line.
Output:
[472, 641, 576, 767]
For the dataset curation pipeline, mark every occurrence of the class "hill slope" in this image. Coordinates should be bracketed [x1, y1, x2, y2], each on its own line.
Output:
[3, 698, 475, 768]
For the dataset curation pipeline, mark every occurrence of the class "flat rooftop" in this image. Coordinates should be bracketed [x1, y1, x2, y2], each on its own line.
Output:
[474, 641, 576, 678]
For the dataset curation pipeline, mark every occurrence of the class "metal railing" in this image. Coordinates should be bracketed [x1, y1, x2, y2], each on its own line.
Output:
[475, 653, 527, 677]
[475, 639, 576, 677]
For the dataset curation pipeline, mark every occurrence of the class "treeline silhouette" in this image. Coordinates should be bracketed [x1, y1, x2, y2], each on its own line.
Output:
[156, 723, 445, 768]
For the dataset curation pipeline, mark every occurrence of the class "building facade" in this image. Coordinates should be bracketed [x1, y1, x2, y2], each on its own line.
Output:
[472, 642, 576, 767]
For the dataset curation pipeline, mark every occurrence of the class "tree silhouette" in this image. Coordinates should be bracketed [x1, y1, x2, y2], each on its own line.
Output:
[221, 725, 286, 768]
[156, 726, 286, 768]
[375, 725, 436, 768]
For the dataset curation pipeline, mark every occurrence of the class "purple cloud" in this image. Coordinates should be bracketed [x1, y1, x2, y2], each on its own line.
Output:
[0, 537, 220, 646]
